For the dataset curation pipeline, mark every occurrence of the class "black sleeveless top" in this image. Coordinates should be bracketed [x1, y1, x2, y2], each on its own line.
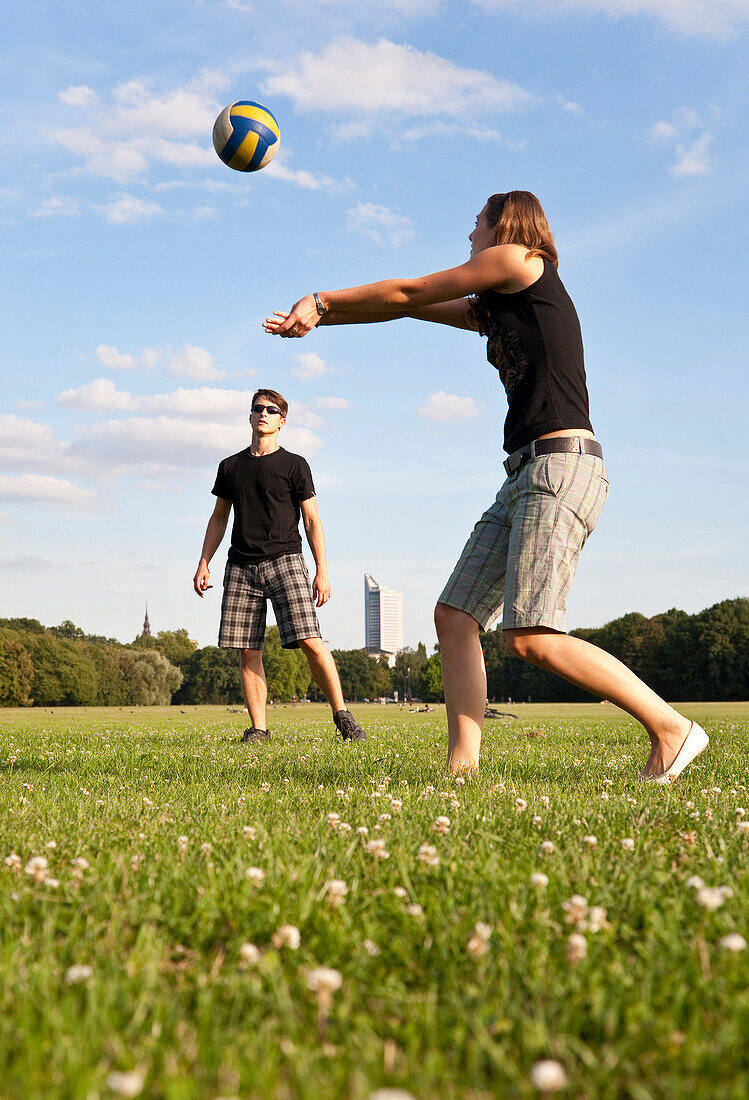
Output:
[481, 259, 593, 453]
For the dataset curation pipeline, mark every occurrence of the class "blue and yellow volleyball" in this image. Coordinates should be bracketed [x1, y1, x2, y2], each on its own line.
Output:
[212, 101, 280, 172]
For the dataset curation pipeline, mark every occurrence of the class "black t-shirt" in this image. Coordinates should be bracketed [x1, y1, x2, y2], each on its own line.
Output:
[481, 259, 594, 453]
[212, 447, 315, 564]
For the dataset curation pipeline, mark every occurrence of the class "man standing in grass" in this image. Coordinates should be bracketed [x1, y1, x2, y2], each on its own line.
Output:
[193, 388, 365, 745]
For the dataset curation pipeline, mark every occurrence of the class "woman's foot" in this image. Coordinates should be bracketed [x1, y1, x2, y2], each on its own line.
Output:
[640, 721, 709, 782]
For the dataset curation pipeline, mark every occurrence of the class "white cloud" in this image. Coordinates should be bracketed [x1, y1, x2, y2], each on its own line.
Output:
[0, 415, 69, 469]
[313, 396, 352, 410]
[17, 399, 46, 411]
[58, 84, 98, 108]
[165, 345, 226, 380]
[0, 474, 97, 510]
[56, 378, 138, 413]
[671, 132, 714, 177]
[95, 195, 166, 224]
[417, 391, 483, 421]
[96, 344, 139, 370]
[292, 352, 335, 381]
[649, 107, 716, 177]
[471, 0, 749, 38]
[346, 202, 415, 247]
[30, 196, 83, 218]
[263, 154, 354, 192]
[261, 37, 533, 120]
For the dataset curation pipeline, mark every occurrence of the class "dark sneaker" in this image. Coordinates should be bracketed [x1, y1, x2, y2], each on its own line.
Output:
[333, 709, 366, 742]
[241, 727, 270, 744]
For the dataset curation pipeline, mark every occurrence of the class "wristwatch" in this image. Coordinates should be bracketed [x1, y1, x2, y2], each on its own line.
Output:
[313, 292, 328, 316]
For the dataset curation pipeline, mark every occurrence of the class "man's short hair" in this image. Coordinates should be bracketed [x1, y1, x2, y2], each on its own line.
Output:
[251, 388, 288, 418]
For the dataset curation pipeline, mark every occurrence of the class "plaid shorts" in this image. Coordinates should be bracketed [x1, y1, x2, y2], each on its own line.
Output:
[438, 452, 608, 632]
[219, 553, 321, 650]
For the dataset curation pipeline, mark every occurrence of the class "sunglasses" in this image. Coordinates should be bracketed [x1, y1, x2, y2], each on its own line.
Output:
[251, 404, 283, 416]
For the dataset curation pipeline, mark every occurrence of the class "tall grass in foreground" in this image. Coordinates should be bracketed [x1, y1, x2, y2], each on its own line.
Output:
[0, 702, 747, 1099]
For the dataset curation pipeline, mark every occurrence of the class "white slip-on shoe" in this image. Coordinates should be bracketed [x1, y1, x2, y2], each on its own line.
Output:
[646, 721, 709, 785]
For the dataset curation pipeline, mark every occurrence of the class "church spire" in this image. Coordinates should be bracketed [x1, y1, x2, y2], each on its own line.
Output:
[142, 602, 151, 638]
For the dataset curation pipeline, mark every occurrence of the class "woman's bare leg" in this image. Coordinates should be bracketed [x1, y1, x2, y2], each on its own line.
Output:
[435, 603, 486, 772]
[504, 627, 691, 776]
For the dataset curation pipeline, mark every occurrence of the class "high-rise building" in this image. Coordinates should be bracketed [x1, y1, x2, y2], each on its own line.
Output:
[364, 573, 403, 659]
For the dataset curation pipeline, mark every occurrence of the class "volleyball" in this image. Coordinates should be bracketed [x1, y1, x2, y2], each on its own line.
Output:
[212, 101, 280, 172]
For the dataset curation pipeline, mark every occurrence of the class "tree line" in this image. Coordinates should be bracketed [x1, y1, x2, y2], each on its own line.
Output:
[0, 597, 746, 707]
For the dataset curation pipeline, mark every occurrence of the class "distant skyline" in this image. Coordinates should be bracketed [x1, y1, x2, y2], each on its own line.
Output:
[1, 1, 747, 649]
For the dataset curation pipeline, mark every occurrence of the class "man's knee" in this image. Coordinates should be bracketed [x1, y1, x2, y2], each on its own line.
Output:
[298, 635, 326, 657]
[435, 602, 477, 642]
[240, 647, 264, 669]
[504, 628, 558, 661]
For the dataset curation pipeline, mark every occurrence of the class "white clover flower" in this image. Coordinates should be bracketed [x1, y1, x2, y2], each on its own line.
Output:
[65, 964, 93, 985]
[326, 812, 341, 831]
[393, 885, 408, 898]
[71, 856, 89, 873]
[620, 838, 635, 851]
[24, 855, 48, 883]
[686, 875, 705, 889]
[356, 826, 369, 836]
[45, 877, 60, 889]
[454, 776, 465, 787]
[106, 1069, 146, 1098]
[199, 843, 212, 858]
[738, 820, 749, 833]
[260, 782, 271, 793]
[406, 903, 424, 917]
[540, 795, 550, 806]
[338, 822, 352, 834]
[582, 835, 598, 848]
[44, 839, 56, 849]
[368, 1091, 417, 1100]
[241, 825, 256, 840]
[390, 799, 403, 813]
[567, 932, 587, 964]
[239, 942, 261, 966]
[433, 815, 451, 835]
[466, 921, 492, 958]
[696, 887, 726, 911]
[539, 840, 555, 855]
[587, 906, 609, 933]
[363, 938, 381, 957]
[142, 797, 154, 807]
[307, 966, 342, 994]
[424, 784, 435, 794]
[417, 843, 440, 867]
[719, 933, 747, 952]
[245, 866, 266, 887]
[271, 924, 301, 950]
[530, 872, 549, 888]
[531, 815, 543, 828]
[603, 778, 614, 787]
[365, 838, 390, 859]
[562, 895, 588, 928]
[378, 813, 392, 825]
[736, 808, 746, 818]
[326, 879, 348, 908]
[4, 852, 22, 873]
[530, 1059, 568, 1092]
[515, 798, 527, 813]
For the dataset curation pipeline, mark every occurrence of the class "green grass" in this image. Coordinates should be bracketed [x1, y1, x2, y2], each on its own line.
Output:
[1, 702, 747, 1099]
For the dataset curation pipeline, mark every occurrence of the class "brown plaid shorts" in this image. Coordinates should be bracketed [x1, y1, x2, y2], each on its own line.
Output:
[219, 553, 321, 650]
[438, 452, 609, 632]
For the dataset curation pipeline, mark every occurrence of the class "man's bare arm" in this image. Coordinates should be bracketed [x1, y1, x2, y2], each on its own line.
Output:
[300, 495, 330, 607]
[193, 497, 232, 597]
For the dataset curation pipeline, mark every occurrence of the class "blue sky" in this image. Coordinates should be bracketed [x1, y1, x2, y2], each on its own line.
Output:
[1, 0, 748, 651]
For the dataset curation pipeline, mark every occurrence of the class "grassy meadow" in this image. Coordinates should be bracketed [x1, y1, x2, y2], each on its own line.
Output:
[1, 701, 747, 1100]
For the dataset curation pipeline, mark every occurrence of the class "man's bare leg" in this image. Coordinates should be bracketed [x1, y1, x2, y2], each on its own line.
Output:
[240, 648, 267, 730]
[504, 627, 691, 776]
[297, 636, 345, 715]
[435, 603, 486, 772]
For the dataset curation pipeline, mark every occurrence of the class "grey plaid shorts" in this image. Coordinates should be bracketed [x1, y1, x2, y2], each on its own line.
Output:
[219, 553, 321, 650]
[438, 451, 608, 632]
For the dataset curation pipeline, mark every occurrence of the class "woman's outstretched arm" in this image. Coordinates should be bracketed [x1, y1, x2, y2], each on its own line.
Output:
[263, 244, 532, 338]
[267, 299, 477, 333]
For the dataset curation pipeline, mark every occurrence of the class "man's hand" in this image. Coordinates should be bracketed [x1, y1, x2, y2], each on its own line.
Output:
[263, 295, 321, 339]
[312, 570, 331, 607]
[193, 560, 213, 597]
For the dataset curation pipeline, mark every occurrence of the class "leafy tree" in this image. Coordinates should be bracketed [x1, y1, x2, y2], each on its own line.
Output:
[49, 620, 85, 640]
[174, 647, 244, 705]
[126, 649, 182, 705]
[153, 629, 197, 667]
[0, 636, 34, 706]
[417, 654, 444, 702]
[392, 644, 427, 698]
[22, 633, 99, 706]
[331, 649, 388, 701]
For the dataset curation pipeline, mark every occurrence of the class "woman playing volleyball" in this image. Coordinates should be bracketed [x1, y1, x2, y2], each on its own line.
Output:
[264, 190, 708, 782]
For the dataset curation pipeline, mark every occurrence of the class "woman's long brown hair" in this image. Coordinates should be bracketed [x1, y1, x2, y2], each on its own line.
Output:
[469, 190, 558, 334]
